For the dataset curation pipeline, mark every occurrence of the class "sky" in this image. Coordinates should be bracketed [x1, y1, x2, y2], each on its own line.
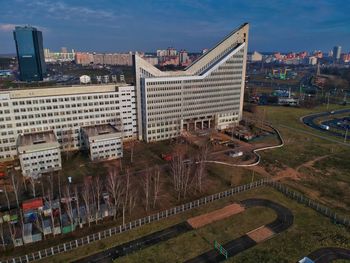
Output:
[0, 0, 350, 54]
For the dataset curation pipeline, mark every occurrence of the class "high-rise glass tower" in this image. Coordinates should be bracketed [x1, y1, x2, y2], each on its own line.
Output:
[333, 46, 342, 62]
[13, 26, 46, 81]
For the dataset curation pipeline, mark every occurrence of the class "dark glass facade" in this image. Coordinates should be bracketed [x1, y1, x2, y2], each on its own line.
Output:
[13, 26, 46, 82]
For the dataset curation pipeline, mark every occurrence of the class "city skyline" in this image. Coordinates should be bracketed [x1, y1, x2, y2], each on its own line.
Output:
[0, 0, 350, 54]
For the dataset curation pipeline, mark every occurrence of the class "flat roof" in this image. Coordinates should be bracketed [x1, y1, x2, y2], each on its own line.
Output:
[0, 83, 133, 99]
[18, 131, 57, 147]
[82, 124, 120, 137]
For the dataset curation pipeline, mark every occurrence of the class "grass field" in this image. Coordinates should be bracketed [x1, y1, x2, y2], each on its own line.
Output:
[29, 186, 350, 262]
[111, 187, 350, 263]
[251, 105, 350, 213]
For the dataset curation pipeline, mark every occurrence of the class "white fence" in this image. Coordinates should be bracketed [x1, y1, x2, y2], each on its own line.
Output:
[0, 179, 269, 263]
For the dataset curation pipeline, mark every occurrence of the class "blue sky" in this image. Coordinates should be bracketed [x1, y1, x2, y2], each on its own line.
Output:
[0, 0, 349, 54]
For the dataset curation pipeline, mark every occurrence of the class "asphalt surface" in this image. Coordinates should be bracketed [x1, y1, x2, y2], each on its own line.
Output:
[305, 247, 350, 263]
[74, 199, 293, 263]
[74, 222, 193, 263]
[302, 108, 350, 139]
[185, 198, 294, 263]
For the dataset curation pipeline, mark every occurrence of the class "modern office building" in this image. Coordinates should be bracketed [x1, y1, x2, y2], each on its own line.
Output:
[0, 84, 137, 162]
[134, 23, 249, 141]
[333, 46, 342, 62]
[13, 26, 46, 81]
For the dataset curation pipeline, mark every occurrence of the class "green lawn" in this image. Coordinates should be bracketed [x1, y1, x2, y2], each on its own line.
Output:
[252, 105, 350, 214]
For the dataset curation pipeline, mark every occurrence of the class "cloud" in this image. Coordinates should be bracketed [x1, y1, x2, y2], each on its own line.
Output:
[0, 23, 49, 33]
[25, 0, 124, 22]
[0, 24, 16, 32]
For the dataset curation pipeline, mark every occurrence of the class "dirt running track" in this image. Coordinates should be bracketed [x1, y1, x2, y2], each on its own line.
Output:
[75, 199, 293, 263]
[185, 199, 294, 263]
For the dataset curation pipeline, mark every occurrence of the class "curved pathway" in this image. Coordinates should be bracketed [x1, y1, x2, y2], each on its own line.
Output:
[204, 124, 285, 168]
[75, 199, 293, 263]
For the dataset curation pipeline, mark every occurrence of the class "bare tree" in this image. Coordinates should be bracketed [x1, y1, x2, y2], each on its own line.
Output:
[194, 146, 208, 193]
[57, 172, 63, 227]
[142, 170, 151, 212]
[170, 151, 192, 200]
[93, 175, 103, 224]
[121, 170, 130, 225]
[3, 185, 11, 211]
[81, 177, 92, 226]
[8, 221, 17, 246]
[10, 170, 20, 209]
[0, 221, 5, 250]
[73, 185, 81, 225]
[106, 169, 123, 220]
[45, 188, 56, 237]
[63, 184, 74, 230]
[130, 140, 135, 163]
[28, 177, 36, 198]
[152, 166, 161, 209]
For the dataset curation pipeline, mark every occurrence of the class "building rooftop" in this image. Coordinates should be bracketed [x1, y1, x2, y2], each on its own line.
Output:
[18, 131, 57, 147]
[82, 124, 120, 137]
[0, 83, 132, 99]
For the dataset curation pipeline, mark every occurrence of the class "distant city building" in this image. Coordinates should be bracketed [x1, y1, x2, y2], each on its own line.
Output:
[333, 46, 342, 61]
[156, 49, 167, 57]
[341, 53, 350, 63]
[74, 52, 94, 65]
[61, 47, 68, 53]
[44, 48, 75, 62]
[74, 52, 133, 66]
[250, 51, 262, 62]
[167, 47, 177, 56]
[313, 51, 323, 59]
[13, 26, 46, 81]
[179, 49, 190, 65]
[328, 50, 333, 57]
[143, 56, 158, 66]
[274, 52, 282, 60]
[308, 56, 318, 65]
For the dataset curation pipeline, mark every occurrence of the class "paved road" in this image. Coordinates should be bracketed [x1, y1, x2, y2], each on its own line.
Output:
[74, 199, 293, 263]
[305, 247, 350, 263]
[74, 222, 193, 263]
[185, 199, 294, 263]
[301, 108, 350, 139]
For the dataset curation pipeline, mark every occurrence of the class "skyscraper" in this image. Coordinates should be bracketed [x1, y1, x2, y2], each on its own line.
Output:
[333, 46, 342, 62]
[13, 26, 46, 81]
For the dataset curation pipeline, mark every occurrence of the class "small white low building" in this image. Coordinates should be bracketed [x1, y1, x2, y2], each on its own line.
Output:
[17, 131, 62, 178]
[81, 124, 123, 161]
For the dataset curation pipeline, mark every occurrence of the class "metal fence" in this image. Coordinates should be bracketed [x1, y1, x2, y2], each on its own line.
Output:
[0, 179, 269, 263]
[268, 181, 350, 227]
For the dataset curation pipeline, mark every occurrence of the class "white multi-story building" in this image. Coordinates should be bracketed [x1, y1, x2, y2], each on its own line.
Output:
[17, 131, 62, 178]
[81, 124, 123, 161]
[0, 84, 137, 161]
[134, 23, 249, 141]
